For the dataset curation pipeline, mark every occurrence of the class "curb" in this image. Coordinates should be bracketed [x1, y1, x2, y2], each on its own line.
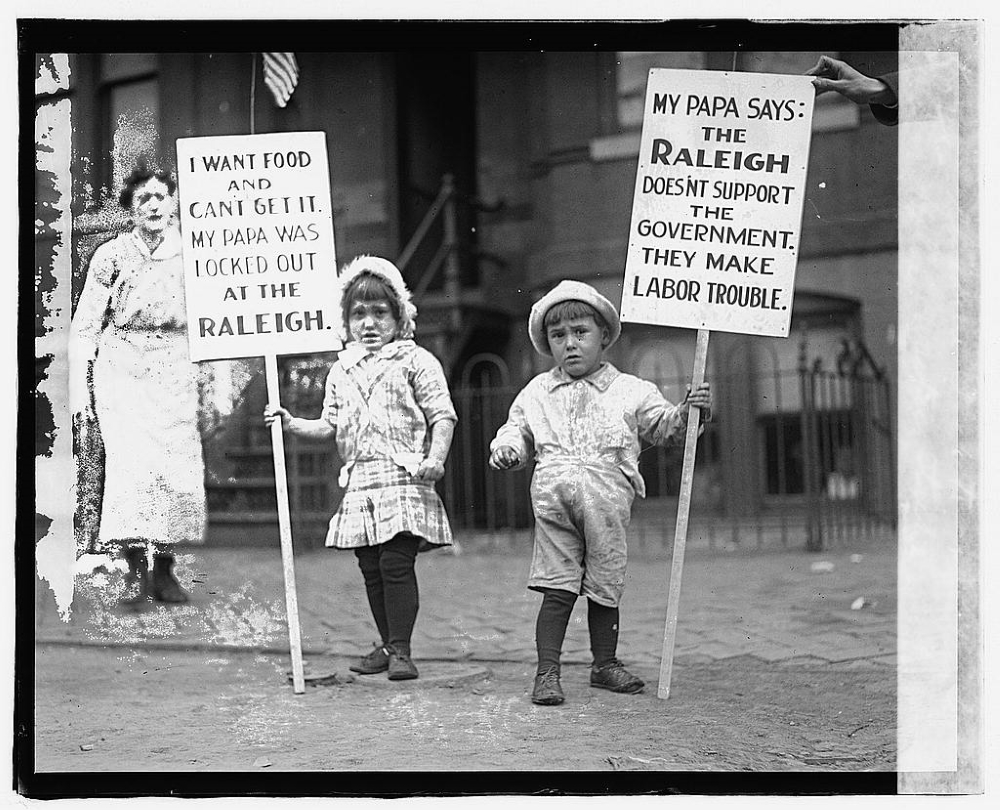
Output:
[34, 637, 895, 671]
[291, 659, 493, 690]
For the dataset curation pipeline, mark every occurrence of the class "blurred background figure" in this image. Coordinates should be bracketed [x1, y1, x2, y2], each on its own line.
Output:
[69, 162, 206, 607]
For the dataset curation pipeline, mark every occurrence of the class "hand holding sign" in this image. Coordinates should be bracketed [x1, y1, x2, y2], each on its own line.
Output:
[806, 55, 897, 106]
[683, 382, 713, 415]
[263, 404, 292, 431]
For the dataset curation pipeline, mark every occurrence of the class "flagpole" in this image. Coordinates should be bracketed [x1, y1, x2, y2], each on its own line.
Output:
[250, 52, 257, 135]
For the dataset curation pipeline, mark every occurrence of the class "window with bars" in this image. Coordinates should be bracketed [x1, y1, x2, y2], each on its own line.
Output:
[752, 303, 863, 498]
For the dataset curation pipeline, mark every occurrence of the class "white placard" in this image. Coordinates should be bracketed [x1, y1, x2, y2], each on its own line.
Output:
[176, 132, 342, 361]
[621, 69, 815, 337]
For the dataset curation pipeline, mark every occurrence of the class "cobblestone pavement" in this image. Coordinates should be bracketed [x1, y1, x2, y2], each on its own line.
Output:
[36, 535, 897, 673]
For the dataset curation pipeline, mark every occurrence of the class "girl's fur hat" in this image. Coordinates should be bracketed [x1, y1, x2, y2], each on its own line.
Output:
[337, 255, 417, 342]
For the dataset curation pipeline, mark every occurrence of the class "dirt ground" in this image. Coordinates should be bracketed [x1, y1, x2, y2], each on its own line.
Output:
[33, 642, 894, 776]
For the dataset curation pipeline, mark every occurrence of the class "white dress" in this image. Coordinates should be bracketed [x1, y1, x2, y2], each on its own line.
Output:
[70, 226, 206, 549]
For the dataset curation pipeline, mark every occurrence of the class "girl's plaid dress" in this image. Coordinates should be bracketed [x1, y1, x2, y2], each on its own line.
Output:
[322, 339, 457, 550]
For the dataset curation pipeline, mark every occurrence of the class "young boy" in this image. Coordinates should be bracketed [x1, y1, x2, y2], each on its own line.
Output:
[489, 280, 712, 705]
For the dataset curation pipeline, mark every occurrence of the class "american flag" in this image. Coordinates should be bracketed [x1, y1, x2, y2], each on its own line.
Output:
[262, 52, 299, 108]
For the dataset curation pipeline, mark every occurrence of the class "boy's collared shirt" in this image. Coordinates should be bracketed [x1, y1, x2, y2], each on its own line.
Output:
[491, 361, 692, 498]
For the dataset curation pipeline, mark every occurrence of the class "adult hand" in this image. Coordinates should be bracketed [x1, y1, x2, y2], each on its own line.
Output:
[489, 446, 521, 471]
[806, 55, 896, 106]
[415, 458, 446, 482]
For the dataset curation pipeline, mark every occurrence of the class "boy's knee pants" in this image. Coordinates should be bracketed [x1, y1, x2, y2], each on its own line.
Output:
[527, 463, 634, 607]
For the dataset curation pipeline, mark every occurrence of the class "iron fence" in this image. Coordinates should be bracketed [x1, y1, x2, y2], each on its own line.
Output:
[196, 345, 895, 552]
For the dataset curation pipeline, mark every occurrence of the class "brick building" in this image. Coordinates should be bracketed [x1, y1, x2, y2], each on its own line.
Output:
[33, 22, 898, 548]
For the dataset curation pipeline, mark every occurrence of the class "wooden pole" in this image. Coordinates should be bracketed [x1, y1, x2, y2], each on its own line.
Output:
[264, 353, 306, 694]
[657, 328, 710, 699]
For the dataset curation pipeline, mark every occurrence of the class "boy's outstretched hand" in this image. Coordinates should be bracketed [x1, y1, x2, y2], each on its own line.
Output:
[684, 382, 713, 418]
[489, 446, 521, 471]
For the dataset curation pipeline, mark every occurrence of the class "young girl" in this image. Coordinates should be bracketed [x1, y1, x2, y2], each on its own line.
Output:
[265, 255, 457, 680]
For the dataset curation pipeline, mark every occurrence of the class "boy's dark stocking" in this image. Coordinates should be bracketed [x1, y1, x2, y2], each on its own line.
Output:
[535, 588, 577, 673]
[587, 598, 620, 669]
[354, 545, 390, 644]
[379, 532, 421, 656]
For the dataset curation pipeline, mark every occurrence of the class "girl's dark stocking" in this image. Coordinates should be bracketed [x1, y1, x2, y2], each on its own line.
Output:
[378, 532, 421, 655]
[355, 545, 389, 644]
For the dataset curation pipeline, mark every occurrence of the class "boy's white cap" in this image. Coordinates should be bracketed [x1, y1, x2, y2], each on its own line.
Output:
[338, 255, 417, 342]
[528, 279, 622, 357]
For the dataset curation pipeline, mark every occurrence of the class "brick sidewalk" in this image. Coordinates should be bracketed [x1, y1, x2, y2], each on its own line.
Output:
[36, 537, 897, 672]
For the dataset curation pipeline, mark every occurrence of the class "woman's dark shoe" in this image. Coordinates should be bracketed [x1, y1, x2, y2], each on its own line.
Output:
[387, 650, 419, 681]
[120, 546, 150, 608]
[150, 553, 190, 604]
[349, 643, 392, 674]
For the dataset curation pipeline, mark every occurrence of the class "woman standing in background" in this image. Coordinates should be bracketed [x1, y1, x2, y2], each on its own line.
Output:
[70, 162, 205, 606]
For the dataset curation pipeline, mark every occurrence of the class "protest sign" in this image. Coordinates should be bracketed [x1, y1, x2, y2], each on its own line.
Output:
[176, 131, 341, 361]
[621, 69, 814, 338]
[620, 70, 815, 699]
[176, 131, 342, 694]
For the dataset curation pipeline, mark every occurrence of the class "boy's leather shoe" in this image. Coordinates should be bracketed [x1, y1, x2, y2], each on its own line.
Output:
[387, 650, 419, 681]
[531, 667, 565, 705]
[590, 659, 645, 693]
[349, 643, 392, 674]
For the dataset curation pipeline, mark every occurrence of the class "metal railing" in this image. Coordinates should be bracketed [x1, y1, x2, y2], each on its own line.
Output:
[196, 346, 896, 552]
[799, 364, 896, 550]
[397, 173, 462, 303]
[441, 351, 894, 552]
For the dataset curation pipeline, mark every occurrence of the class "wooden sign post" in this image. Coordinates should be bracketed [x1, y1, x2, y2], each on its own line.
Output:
[176, 131, 342, 694]
[657, 328, 708, 699]
[620, 68, 815, 699]
[264, 353, 306, 692]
